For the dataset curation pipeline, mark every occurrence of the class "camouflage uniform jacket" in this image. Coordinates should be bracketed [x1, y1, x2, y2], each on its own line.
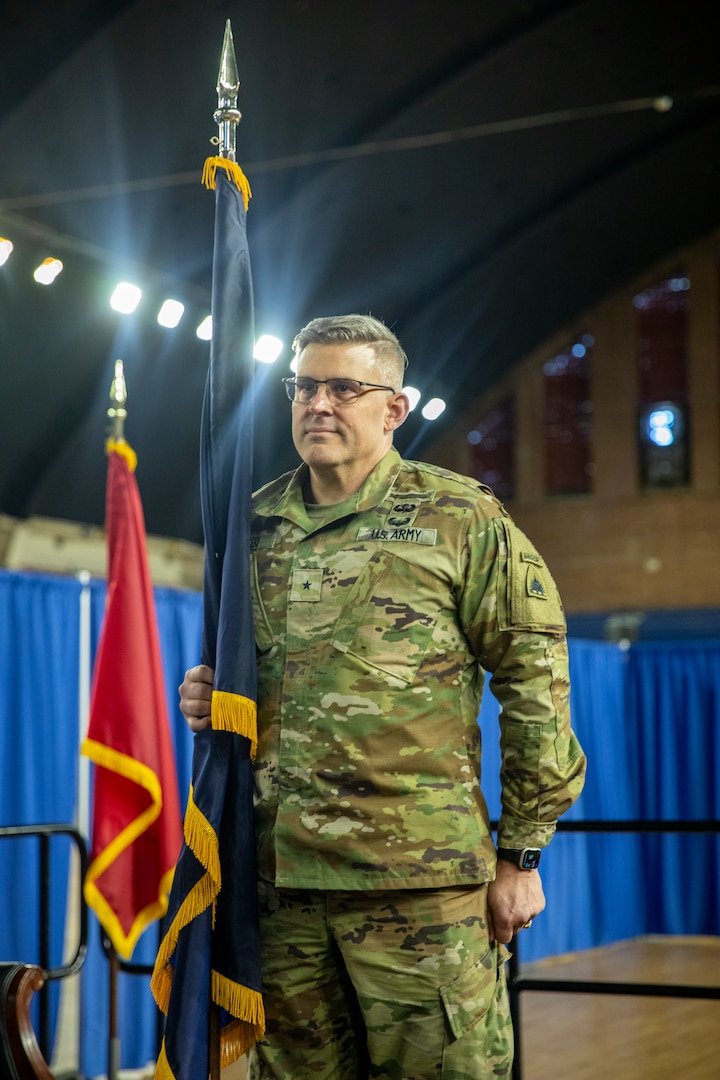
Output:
[250, 447, 586, 890]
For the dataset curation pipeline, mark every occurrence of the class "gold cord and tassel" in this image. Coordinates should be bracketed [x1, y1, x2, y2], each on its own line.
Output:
[202, 157, 252, 210]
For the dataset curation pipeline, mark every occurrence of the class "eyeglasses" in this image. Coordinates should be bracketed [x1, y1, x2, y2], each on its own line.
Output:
[282, 377, 396, 405]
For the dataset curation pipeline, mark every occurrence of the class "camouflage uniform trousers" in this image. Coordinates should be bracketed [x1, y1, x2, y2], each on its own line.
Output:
[246, 881, 513, 1080]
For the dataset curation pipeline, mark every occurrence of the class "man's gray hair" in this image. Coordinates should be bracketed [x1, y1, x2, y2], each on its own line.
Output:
[292, 314, 408, 387]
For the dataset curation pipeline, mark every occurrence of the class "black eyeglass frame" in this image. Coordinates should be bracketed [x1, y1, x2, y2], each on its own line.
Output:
[282, 377, 397, 404]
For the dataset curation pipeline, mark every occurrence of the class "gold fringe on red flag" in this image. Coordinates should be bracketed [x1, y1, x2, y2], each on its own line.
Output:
[106, 437, 137, 472]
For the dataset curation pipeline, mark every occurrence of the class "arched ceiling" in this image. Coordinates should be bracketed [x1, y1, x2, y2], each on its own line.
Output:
[1, 0, 718, 543]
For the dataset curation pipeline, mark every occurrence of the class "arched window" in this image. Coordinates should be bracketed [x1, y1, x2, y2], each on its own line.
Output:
[544, 335, 594, 495]
[468, 397, 515, 500]
[634, 274, 690, 488]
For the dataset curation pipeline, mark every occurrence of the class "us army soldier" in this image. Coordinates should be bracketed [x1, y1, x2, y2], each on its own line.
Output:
[180, 313, 586, 1080]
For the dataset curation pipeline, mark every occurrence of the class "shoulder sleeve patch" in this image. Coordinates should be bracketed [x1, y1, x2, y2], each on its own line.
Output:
[496, 520, 566, 633]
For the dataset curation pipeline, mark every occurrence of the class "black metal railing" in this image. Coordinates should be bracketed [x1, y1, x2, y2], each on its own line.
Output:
[0, 822, 88, 1062]
[508, 818, 720, 1080]
[2, 819, 718, 1078]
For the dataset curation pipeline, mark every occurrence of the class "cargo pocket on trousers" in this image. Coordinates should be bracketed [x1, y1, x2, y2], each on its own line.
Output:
[439, 946, 501, 1042]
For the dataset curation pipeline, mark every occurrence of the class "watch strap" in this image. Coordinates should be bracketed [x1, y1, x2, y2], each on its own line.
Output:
[496, 846, 542, 870]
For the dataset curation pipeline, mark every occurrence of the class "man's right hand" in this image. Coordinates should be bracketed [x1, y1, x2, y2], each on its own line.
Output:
[179, 664, 215, 732]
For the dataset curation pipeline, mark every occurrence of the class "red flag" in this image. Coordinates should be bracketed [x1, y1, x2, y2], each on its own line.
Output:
[82, 439, 182, 960]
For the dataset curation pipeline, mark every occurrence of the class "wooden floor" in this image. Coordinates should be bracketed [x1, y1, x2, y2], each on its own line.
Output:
[221, 936, 720, 1080]
[515, 936, 720, 1080]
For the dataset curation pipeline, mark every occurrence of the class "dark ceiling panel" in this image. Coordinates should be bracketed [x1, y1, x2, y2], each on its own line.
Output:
[1, 0, 718, 542]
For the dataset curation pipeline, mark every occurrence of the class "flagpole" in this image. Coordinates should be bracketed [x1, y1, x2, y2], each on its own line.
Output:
[210, 25, 242, 1078]
[71, 567, 91, 1075]
[77, 570, 92, 841]
[106, 360, 127, 1080]
[108, 358, 128, 441]
[107, 939, 120, 1080]
[150, 20, 262, 1078]
[214, 20, 241, 163]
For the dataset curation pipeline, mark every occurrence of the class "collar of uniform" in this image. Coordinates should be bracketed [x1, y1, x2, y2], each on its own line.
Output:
[259, 447, 404, 530]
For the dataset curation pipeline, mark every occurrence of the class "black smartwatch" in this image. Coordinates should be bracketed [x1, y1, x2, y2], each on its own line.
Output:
[496, 847, 542, 870]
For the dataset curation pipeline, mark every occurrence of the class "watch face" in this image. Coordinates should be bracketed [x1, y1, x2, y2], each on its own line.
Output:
[520, 848, 542, 870]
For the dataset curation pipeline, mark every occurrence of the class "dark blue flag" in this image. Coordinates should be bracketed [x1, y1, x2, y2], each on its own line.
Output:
[151, 160, 264, 1079]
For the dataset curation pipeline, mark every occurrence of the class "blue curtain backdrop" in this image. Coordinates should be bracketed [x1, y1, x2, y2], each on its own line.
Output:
[0, 570, 201, 1076]
[625, 640, 720, 932]
[0, 572, 82, 1048]
[1, 567, 718, 1073]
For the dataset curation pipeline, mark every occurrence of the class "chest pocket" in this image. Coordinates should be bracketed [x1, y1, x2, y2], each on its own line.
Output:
[250, 549, 280, 654]
[331, 548, 448, 684]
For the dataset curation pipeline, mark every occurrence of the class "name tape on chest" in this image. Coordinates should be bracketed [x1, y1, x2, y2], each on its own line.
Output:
[356, 526, 437, 545]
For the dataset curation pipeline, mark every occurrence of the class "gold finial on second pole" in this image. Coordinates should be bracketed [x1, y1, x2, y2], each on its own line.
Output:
[214, 19, 241, 161]
[107, 359, 127, 440]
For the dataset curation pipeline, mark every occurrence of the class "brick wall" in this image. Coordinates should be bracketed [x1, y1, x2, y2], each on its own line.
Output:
[421, 232, 720, 614]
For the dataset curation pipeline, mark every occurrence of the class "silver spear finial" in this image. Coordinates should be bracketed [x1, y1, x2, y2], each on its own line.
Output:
[214, 19, 241, 161]
[107, 359, 127, 440]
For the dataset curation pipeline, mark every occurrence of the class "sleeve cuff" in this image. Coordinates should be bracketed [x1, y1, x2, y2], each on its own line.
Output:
[496, 817, 557, 850]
